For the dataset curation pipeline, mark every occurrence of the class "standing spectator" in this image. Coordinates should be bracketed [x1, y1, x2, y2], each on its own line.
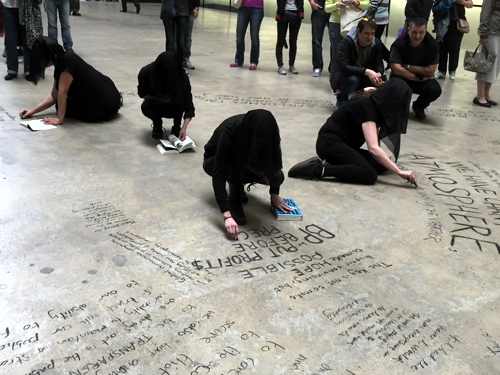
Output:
[275, 0, 304, 75]
[309, 0, 332, 77]
[45, 0, 73, 50]
[162, 0, 189, 59]
[330, 18, 384, 107]
[324, 0, 369, 76]
[404, 0, 433, 30]
[183, 0, 199, 70]
[3, 0, 42, 80]
[120, 0, 140, 13]
[364, 0, 390, 62]
[70, 0, 80, 16]
[138, 51, 195, 140]
[432, 0, 473, 80]
[390, 17, 441, 120]
[474, 0, 500, 107]
[229, 0, 264, 70]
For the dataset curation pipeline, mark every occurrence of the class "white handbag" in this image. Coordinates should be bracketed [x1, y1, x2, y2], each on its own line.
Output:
[340, 7, 364, 36]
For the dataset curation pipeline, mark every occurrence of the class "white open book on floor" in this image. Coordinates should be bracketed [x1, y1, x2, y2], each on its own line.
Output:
[157, 134, 196, 154]
[20, 119, 57, 131]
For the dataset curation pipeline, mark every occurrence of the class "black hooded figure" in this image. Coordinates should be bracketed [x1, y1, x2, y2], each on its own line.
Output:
[19, 36, 121, 124]
[288, 79, 418, 186]
[138, 51, 195, 141]
[203, 109, 292, 239]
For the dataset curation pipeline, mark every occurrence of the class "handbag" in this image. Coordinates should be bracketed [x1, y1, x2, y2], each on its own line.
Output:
[233, 0, 242, 8]
[160, 0, 176, 20]
[340, 7, 364, 37]
[457, 19, 469, 33]
[464, 45, 496, 74]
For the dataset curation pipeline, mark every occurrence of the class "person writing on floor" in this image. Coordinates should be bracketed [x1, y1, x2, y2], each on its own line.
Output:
[288, 79, 417, 186]
[138, 51, 194, 141]
[19, 36, 121, 124]
[203, 109, 292, 240]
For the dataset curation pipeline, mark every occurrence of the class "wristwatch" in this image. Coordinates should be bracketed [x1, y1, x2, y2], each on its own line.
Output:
[405, 64, 410, 70]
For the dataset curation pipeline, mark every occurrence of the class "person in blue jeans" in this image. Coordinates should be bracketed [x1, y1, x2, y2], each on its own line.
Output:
[309, 0, 333, 77]
[45, 0, 73, 50]
[229, 0, 264, 70]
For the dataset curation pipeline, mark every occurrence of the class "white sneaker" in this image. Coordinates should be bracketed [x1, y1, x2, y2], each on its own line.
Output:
[289, 65, 298, 74]
[277, 66, 287, 75]
[312, 68, 321, 77]
[434, 71, 445, 79]
[449, 71, 456, 80]
[183, 60, 195, 70]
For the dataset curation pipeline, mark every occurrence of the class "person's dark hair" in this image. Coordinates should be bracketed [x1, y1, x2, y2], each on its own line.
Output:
[348, 88, 375, 101]
[357, 18, 377, 32]
[408, 17, 427, 29]
[28, 36, 65, 85]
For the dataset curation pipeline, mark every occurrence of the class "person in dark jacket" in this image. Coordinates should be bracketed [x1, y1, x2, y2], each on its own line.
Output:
[330, 18, 384, 108]
[138, 51, 195, 140]
[203, 109, 292, 239]
[275, 0, 304, 74]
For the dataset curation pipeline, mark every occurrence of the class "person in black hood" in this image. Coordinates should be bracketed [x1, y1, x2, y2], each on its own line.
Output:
[138, 51, 195, 141]
[204, 109, 292, 240]
[19, 36, 121, 124]
[288, 79, 417, 186]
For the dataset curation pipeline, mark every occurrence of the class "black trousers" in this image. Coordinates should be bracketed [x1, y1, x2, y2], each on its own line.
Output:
[392, 76, 442, 110]
[316, 133, 387, 185]
[122, 0, 139, 11]
[275, 13, 301, 67]
[141, 100, 183, 130]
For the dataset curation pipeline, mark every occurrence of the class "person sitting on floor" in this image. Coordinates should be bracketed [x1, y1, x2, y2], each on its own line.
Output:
[203, 109, 292, 240]
[138, 51, 195, 141]
[330, 17, 385, 108]
[19, 36, 121, 125]
[288, 79, 417, 186]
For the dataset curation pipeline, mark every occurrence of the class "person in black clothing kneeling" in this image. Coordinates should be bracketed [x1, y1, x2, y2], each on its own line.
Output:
[203, 109, 292, 240]
[288, 79, 417, 187]
[138, 51, 195, 141]
[19, 36, 121, 125]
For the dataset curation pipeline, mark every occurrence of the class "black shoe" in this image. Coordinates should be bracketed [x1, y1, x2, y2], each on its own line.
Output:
[72, 12, 81, 16]
[229, 183, 248, 203]
[171, 125, 180, 137]
[473, 97, 492, 108]
[288, 157, 322, 179]
[120, 9, 127, 12]
[135, 3, 140, 13]
[488, 99, 498, 106]
[229, 200, 247, 225]
[412, 105, 426, 120]
[4, 73, 18, 80]
[151, 123, 164, 139]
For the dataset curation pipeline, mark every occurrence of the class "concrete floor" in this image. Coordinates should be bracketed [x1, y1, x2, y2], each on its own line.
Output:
[1, 3, 499, 374]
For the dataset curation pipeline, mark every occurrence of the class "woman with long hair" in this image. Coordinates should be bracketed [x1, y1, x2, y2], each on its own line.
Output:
[19, 36, 121, 124]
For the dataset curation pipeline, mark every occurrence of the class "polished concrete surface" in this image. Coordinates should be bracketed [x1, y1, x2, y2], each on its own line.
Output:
[1, 3, 499, 374]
